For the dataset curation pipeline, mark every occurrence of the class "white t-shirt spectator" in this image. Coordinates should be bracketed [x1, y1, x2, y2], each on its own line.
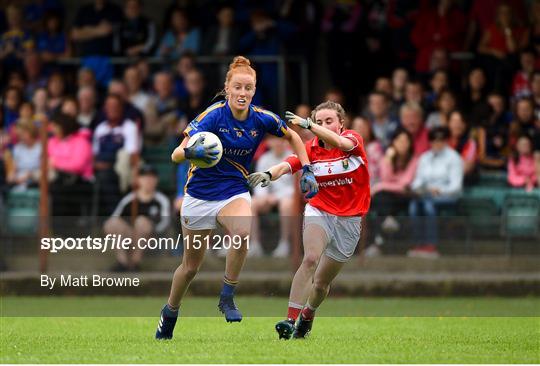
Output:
[13, 142, 41, 180]
[411, 146, 464, 197]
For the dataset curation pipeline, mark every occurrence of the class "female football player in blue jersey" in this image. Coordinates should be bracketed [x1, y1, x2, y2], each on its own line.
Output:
[155, 56, 317, 339]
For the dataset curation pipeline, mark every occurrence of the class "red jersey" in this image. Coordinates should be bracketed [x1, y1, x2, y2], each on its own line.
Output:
[285, 130, 371, 216]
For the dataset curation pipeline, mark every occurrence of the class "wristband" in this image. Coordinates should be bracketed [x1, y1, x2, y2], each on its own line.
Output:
[264, 171, 273, 180]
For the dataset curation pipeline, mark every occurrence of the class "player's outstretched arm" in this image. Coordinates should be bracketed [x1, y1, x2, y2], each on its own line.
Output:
[247, 162, 291, 189]
[285, 111, 355, 151]
[282, 128, 310, 166]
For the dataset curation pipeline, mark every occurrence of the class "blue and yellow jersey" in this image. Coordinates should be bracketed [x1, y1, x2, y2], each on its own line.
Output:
[183, 101, 288, 200]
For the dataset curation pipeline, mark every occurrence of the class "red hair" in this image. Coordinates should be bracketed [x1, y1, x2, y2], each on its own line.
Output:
[224, 56, 256, 86]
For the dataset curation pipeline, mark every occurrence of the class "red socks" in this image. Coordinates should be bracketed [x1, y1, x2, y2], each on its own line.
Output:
[301, 305, 316, 321]
[287, 306, 302, 321]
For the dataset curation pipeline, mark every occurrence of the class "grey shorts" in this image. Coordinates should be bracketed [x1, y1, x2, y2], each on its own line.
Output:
[303, 204, 362, 262]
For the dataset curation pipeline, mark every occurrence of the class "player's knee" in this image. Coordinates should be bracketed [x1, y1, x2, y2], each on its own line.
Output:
[230, 227, 251, 242]
[301, 253, 319, 272]
[182, 265, 199, 281]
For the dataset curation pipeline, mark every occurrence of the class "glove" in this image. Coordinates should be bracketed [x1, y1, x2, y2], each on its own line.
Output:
[247, 171, 271, 189]
[183, 135, 220, 164]
[285, 111, 313, 129]
[300, 165, 318, 199]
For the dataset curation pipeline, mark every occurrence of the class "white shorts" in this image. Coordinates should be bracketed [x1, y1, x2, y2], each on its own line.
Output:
[181, 192, 252, 230]
[303, 204, 362, 262]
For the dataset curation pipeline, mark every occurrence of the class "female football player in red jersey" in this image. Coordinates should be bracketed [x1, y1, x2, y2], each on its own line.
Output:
[155, 56, 317, 340]
[249, 101, 371, 339]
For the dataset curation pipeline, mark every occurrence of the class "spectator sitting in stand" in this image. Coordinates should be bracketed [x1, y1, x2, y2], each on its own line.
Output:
[477, 2, 529, 92]
[408, 126, 463, 259]
[0, 5, 34, 70]
[391, 67, 409, 109]
[2, 86, 23, 133]
[404, 80, 428, 112]
[93, 94, 140, 216]
[114, 0, 156, 57]
[71, 0, 122, 57]
[101, 79, 145, 130]
[46, 72, 66, 115]
[508, 134, 538, 191]
[511, 49, 537, 99]
[250, 135, 295, 258]
[374, 77, 393, 97]
[352, 116, 384, 186]
[365, 91, 399, 148]
[32, 87, 49, 121]
[461, 67, 489, 125]
[48, 112, 93, 228]
[23, 51, 48, 100]
[425, 89, 456, 129]
[367, 129, 418, 257]
[425, 70, 449, 109]
[477, 93, 511, 170]
[77, 67, 98, 91]
[124, 65, 151, 115]
[509, 97, 537, 149]
[399, 101, 430, 156]
[7, 120, 41, 191]
[201, 5, 239, 56]
[156, 7, 200, 59]
[36, 10, 68, 62]
[104, 164, 170, 272]
[173, 52, 196, 99]
[178, 68, 211, 124]
[145, 71, 182, 145]
[448, 110, 477, 181]
[77, 86, 99, 131]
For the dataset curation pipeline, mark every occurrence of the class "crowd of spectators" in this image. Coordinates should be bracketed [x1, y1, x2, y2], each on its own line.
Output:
[1, 0, 540, 262]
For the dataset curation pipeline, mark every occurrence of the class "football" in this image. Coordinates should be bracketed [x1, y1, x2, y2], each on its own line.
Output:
[186, 131, 223, 168]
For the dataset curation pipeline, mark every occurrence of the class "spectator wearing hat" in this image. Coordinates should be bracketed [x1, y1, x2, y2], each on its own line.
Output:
[104, 164, 171, 272]
[407, 127, 464, 258]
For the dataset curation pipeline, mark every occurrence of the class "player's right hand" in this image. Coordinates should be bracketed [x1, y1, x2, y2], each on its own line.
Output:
[300, 165, 318, 199]
[285, 111, 313, 129]
[247, 171, 271, 188]
[183, 135, 220, 164]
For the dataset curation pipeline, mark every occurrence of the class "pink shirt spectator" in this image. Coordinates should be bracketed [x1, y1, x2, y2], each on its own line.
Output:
[372, 156, 418, 194]
[413, 127, 430, 157]
[48, 129, 93, 180]
[366, 140, 384, 186]
[508, 155, 537, 189]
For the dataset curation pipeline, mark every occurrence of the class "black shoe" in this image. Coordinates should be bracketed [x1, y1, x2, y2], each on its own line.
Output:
[292, 312, 313, 339]
[155, 304, 178, 340]
[275, 318, 295, 340]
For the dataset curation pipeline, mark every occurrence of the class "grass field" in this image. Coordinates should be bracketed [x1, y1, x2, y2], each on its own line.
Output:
[1, 297, 539, 363]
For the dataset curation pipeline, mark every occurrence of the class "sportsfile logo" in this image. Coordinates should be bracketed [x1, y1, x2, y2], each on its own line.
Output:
[40, 234, 247, 253]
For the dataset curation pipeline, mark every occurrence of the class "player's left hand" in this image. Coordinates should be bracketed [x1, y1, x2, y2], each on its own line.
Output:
[285, 111, 313, 129]
[248, 171, 271, 188]
[300, 165, 318, 199]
